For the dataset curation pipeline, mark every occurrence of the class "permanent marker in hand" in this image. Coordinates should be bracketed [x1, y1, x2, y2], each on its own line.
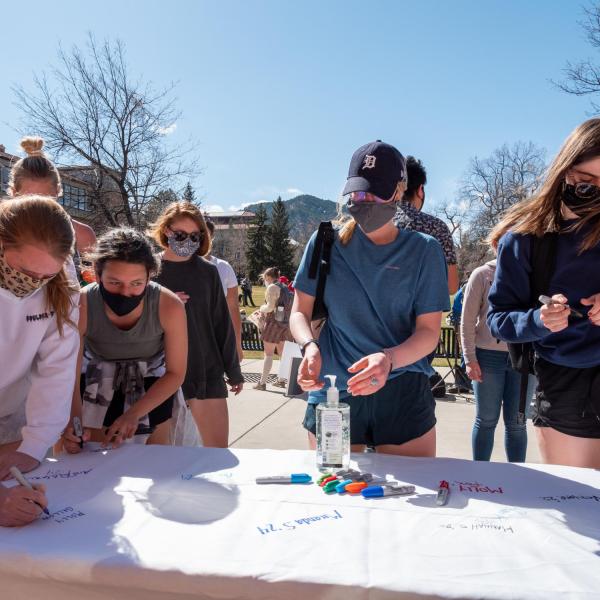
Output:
[436, 480, 450, 506]
[9, 466, 50, 516]
[73, 416, 84, 449]
[256, 474, 312, 484]
[538, 295, 583, 318]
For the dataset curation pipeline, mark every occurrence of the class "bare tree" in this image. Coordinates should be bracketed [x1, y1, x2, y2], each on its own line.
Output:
[13, 35, 198, 227]
[556, 3, 600, 112]
[433, 142, 546, 280]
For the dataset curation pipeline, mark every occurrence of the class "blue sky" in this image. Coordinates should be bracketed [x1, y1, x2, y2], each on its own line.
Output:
[0, 0, 596, 213]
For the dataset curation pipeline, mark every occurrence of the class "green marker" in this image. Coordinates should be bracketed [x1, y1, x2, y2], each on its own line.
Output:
[323, 479, 340, 493]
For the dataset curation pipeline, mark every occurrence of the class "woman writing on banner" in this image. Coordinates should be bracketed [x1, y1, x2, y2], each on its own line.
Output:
[488, 118, 600, 469]
[150, 202, 243, 448]
[0, 196, 79, 525]
[290, 141, 449, 456]
[62, 228, 187, 451]
[251, 267, 294, 391]
[8, 137, 96, 282]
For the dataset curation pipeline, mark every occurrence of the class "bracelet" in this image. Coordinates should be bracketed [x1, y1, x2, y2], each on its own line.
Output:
[300, 338, 320, 356]
[382, 347, 395, 374]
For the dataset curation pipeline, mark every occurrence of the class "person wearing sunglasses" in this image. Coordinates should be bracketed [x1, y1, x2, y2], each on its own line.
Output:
[488, 118, 600, 468]
[290, 141, 449, 457]
[151, 202, 243, 448]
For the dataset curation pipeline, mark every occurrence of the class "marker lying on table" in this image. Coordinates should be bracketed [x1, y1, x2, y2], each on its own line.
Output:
[256, 474, 312, 484]
[9, 466, 50, 516]
[436, 480, 450, 506]
[538, 295, 584, 319]
[361, 484, 416, 498]
[73, 416, 84, 449]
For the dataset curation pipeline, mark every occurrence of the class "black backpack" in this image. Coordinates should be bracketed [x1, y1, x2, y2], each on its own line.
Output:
[308, 221, 335, 322]
[506, 233, 558, 423]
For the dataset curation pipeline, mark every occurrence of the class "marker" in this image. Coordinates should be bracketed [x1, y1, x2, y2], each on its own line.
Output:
[335, 479, 354, 493]
[9, 466, 50, 516]
[436, 480, 450, 506]
[361, 485, 416, 498]
[538, 295, 584, 319]
[323, 479, 342, 493]
[345, 481, 369, 494]
[73, 416, 84, 449]
[319, 475, 338, 487]
[256, 474, 312, 484]
[317, 473, 334, 485]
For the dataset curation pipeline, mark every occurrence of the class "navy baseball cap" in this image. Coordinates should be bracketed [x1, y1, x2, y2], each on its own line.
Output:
[342, 140, 406, 200]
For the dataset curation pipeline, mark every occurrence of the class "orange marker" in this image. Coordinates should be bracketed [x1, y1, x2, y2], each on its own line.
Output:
[345, 481, 369, 494]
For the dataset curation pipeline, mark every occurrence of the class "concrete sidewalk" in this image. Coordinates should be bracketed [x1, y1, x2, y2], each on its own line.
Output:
[228, 358, 542, 464]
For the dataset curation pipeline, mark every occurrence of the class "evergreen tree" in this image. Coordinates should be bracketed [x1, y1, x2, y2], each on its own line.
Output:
[268, 196, 296, 278]
[183, 181, 198, 205]
[245, 203, 271, 281]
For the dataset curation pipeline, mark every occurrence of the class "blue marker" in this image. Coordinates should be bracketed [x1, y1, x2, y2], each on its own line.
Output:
[256, 474, 312, 484]
[335, 479, 354, 493]
[361, 484, 416, 498]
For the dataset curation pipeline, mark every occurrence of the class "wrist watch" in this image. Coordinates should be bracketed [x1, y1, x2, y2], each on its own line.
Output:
[300, 338, 320, 356]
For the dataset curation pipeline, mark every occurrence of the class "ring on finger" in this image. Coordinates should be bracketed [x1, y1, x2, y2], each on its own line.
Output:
[370, 377, 379, 387]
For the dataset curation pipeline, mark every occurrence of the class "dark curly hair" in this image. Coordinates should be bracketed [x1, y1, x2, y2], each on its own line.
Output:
[86, 228, 160, 277]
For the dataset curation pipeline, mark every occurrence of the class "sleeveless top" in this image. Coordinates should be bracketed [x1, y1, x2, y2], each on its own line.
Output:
[84, 281, 164, 361]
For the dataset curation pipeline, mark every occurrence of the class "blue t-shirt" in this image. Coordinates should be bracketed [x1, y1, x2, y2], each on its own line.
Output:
[488, 227, 600, 368]
[294, 226, 450, 403]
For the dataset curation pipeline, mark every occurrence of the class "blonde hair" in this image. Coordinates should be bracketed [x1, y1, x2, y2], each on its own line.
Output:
[148, 201, 211, 256]
[260, 267, 280, 282]
[8, 137, 63, 197]
[0, 196, 76, 334]
[489, 118, 600, 252]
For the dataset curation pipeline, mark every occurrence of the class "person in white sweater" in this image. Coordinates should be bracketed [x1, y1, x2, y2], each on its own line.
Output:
[0, 196, 79, 526]
[460, 257, 534, 462]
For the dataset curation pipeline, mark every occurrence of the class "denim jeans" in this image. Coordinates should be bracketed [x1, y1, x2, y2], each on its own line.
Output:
[471, 347, 534, 462]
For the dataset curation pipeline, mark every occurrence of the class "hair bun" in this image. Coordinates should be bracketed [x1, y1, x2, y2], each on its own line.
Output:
[20, 136, 45, 157]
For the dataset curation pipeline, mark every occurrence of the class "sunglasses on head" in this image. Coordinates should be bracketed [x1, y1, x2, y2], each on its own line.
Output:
[347, 191, 396, 205]
[168, 229, 202, 243]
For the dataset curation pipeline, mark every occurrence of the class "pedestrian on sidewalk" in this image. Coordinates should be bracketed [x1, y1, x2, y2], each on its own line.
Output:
[461, 250, 533, 462]
[252, 267, 294, 391]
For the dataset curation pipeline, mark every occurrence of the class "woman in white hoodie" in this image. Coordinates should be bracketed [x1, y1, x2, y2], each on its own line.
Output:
[0, 196, 79, 526]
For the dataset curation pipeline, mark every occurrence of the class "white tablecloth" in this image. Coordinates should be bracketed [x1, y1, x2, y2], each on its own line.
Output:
[0, 445, 599, 599]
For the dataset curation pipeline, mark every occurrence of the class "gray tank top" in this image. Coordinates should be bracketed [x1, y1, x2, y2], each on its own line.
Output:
[85, 282, 164, 361]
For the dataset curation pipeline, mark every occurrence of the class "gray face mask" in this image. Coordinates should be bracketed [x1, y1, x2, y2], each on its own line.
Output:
[347, 202, 397, 233]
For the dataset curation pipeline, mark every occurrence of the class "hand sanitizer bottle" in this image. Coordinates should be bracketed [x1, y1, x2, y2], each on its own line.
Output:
[316, 375, 350, 471]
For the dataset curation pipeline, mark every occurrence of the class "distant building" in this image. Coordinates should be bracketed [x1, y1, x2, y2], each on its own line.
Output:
[0, 143, 120, 230]
[205, 210, 256, 276]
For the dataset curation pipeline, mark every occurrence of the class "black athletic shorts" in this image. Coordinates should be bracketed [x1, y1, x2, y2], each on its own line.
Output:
[533, 357, 600, 438]
[303, 371, 436, 446]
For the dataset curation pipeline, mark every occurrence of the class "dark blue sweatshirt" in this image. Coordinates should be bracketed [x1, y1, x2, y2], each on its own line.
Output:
[487, 226, 600, 368]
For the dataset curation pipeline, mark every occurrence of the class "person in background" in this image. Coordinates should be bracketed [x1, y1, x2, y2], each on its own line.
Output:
[488, 118, 600, 469]
[62, 228, 187, 451]
[0, 196, 79, 525]
[461, 252, 533, 462]
[205, 220, 243, 361]
[252, 267, 294, 391]
[291, 140, 449, 456]
[447, 282, 473, 394]
[395, 156, 458, 294]
[8, 137, 96, 282]
[151, 202, 243, 448]
[241, 276, 255, 307]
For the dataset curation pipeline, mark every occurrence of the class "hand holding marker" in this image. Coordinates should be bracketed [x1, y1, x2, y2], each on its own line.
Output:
[9, 466, 50, 516]
[538, 295, 583, 319]
[73, 416, 84, 449]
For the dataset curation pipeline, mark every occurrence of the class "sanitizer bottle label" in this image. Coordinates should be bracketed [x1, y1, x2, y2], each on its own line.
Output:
[322, 411, 343, 464]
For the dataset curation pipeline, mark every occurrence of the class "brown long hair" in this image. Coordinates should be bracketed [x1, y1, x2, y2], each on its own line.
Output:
[489, 118, 600, 252]
[0, 196, 76, 334]
[8, 137, 63, 196]
[148, 201, 211, 256]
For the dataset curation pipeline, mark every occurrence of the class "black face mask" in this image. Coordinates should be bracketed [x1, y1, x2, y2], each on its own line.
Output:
[563, 182, 600, 215]
[99, 282, 147, 317]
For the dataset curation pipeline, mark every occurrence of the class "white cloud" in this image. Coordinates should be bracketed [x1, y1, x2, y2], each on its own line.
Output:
[247, 185, 304, 203]
[157, 123, 177, 135]
[205, 204, 225, 213]
[286, 188, 303, 195]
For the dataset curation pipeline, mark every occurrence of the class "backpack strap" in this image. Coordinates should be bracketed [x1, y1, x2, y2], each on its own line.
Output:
[308, 221, 335, 321]
[516, 232, 559, 423]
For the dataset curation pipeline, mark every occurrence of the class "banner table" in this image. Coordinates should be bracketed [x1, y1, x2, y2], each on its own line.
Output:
[0, 445, 599, 599]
